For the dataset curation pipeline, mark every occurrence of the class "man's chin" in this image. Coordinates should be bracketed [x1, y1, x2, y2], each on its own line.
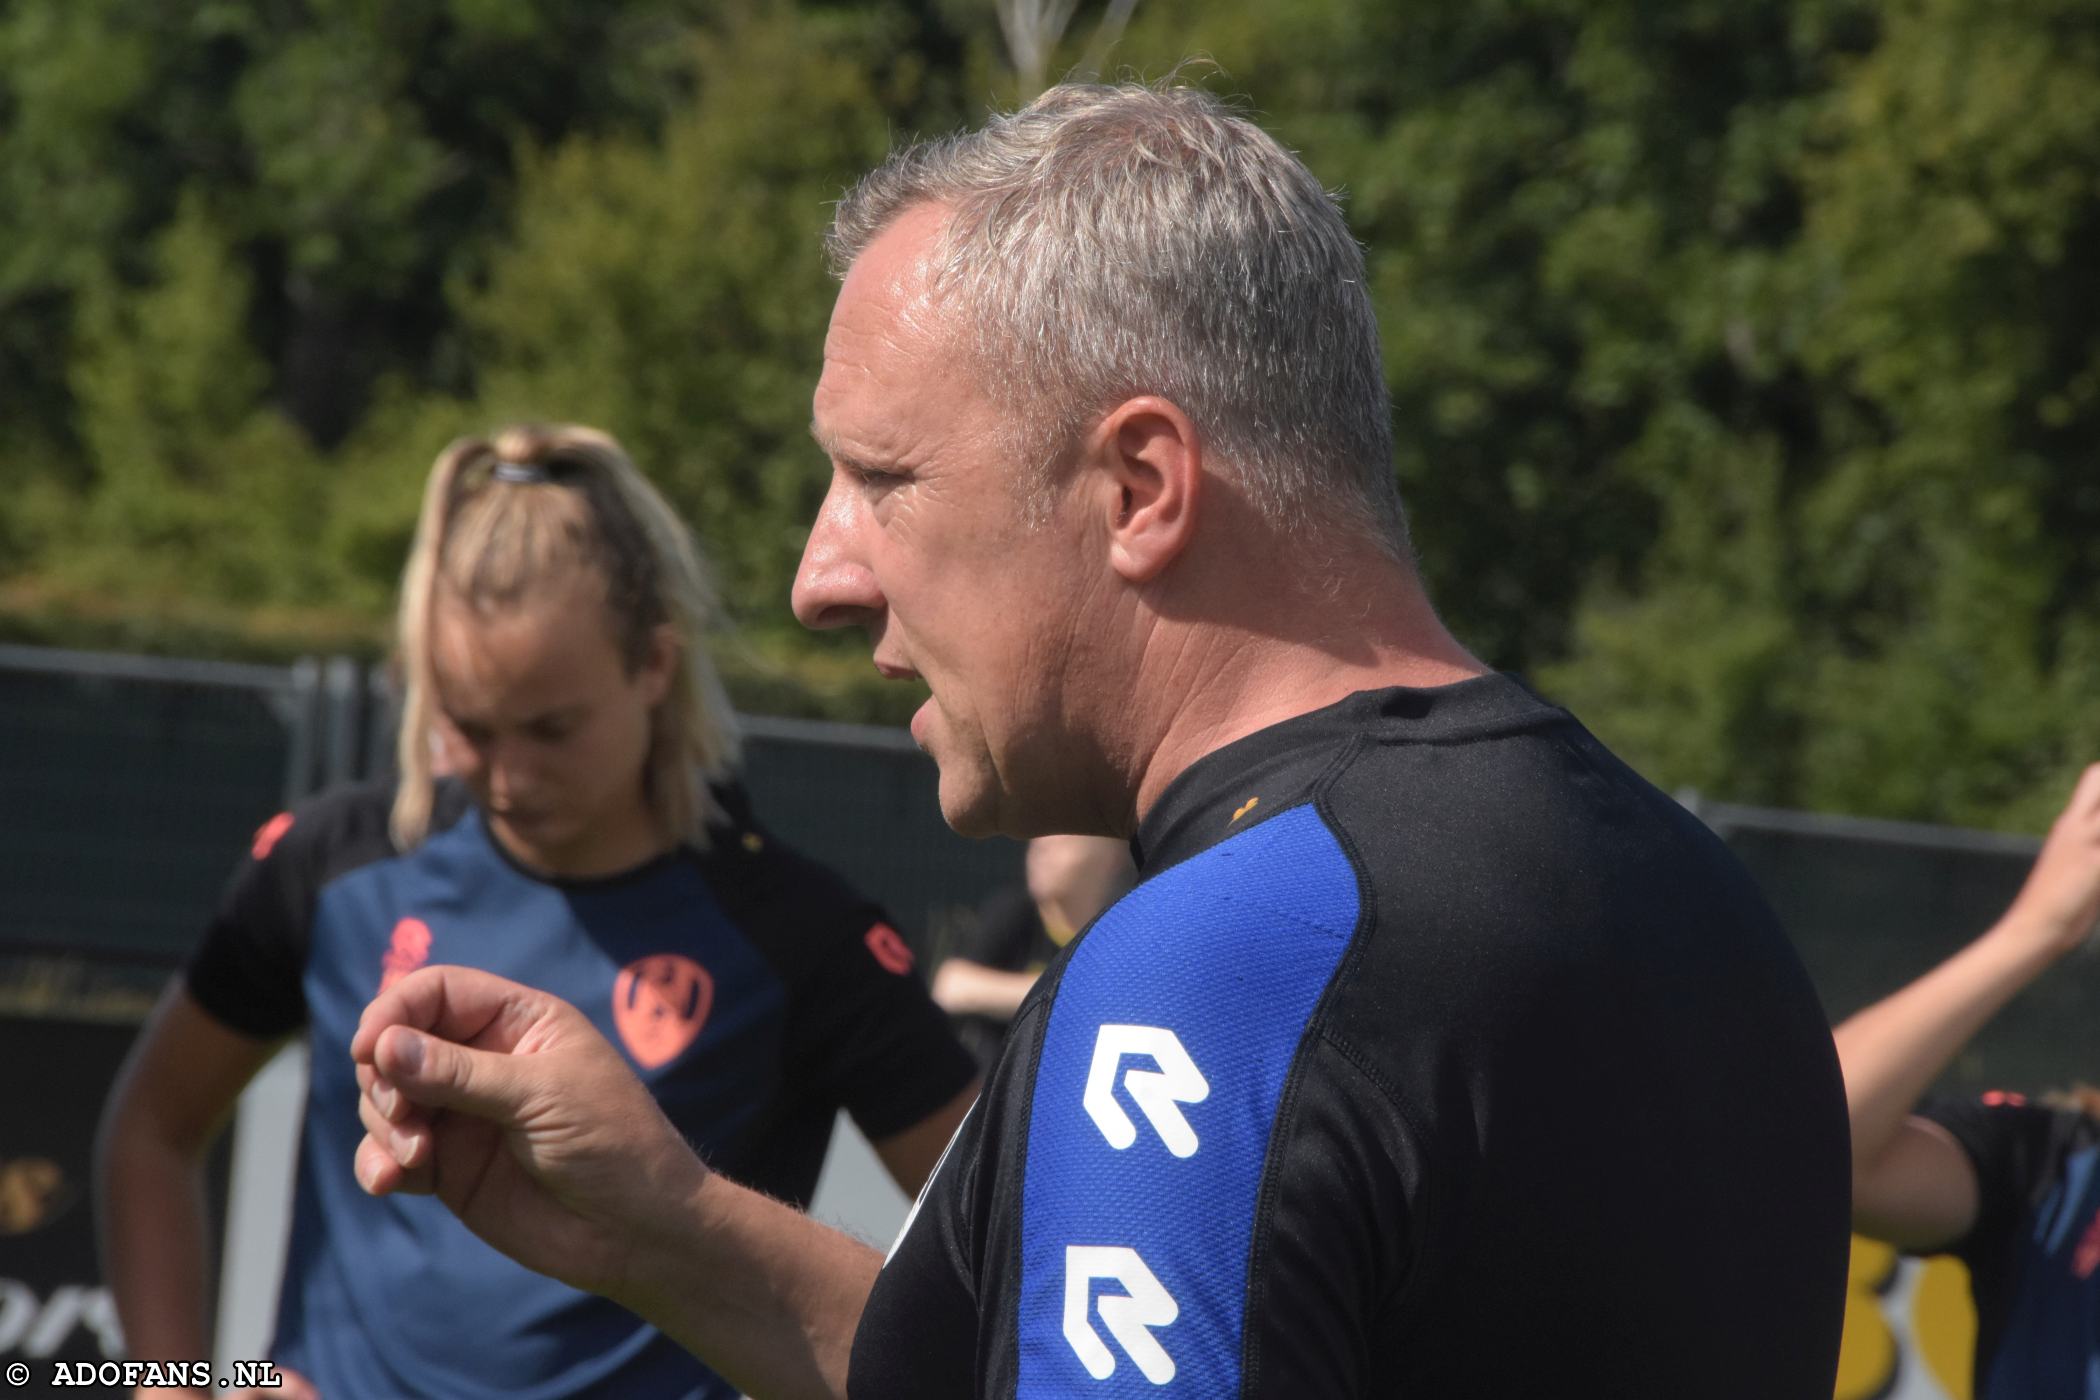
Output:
[935, 791, 1002, 841]
[932, 764, 1005, 841]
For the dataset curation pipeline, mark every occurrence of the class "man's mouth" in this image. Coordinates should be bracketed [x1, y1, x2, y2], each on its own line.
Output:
[874, 659, 934, 747]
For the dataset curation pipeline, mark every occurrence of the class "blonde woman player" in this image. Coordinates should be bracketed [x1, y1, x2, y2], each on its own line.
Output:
[95, 425, 978, 1399]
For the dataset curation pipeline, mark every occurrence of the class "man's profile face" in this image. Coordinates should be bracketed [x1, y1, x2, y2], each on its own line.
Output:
[794, 203, 1101, 838]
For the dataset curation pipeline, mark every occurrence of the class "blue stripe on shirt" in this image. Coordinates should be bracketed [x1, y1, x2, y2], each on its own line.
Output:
[1017, 802, 1360, 1395]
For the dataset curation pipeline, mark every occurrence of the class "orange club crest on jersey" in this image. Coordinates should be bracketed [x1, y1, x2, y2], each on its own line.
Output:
[613, 954, 716, 1069]
[379, 917, 433, 992]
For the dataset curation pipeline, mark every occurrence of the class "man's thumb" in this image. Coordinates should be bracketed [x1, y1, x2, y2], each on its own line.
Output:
[376, 1024, 527, 1120]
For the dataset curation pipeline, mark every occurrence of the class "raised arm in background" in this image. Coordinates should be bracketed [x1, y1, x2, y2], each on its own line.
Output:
[1838, 763, 2100, 1250]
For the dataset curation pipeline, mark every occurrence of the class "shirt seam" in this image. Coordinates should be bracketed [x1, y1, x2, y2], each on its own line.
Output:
[1238, 741, 1376, 1394]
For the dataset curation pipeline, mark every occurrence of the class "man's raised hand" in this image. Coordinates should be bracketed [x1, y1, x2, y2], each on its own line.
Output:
[349, 964, 707, 1308]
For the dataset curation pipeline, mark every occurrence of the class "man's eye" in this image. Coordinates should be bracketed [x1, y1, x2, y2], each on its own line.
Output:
[454, 723, 492, 747]
[527, 720, 573, 743]
[849, 463, 903, 490]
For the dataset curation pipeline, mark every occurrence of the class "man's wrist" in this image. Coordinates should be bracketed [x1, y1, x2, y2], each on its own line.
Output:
[606, 1142, 717, 1320]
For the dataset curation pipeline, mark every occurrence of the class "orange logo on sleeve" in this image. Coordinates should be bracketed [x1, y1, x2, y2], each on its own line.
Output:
[613, 955, 715, 1069]
[864, 922, 915, 975]
[380, 917, 433, 992]
[251, 811, 295, 860]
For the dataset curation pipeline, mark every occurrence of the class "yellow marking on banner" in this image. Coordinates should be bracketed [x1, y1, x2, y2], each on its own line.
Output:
[1832, 1235, 1976, 1400]
[1913, 1255, 1975, 1400]
[1835, 1237, 1900, 1400]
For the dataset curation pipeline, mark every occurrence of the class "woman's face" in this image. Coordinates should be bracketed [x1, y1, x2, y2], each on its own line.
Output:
[428, 573, 675, 876]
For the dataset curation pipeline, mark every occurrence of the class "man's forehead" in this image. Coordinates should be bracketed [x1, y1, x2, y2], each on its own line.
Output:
[814, 207, 979, 450]
[844, 202, 953, 297]
[827, 204, 957, 349]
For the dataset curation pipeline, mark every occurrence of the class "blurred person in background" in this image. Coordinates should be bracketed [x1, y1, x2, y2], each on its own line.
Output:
[94, 424, 978, 1399]
[1842, 763, 2100, 1398]
[931, 833, 1133, 1073]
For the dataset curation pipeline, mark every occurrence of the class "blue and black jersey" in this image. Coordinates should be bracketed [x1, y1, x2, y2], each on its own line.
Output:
[186, 779, 976, 1400]
[1919, 1094, 2100, 1397]
[852, 674, 1850, 1397]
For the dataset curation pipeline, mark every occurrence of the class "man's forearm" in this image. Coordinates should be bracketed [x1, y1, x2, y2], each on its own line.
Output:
[614, 1160, 883, 1400]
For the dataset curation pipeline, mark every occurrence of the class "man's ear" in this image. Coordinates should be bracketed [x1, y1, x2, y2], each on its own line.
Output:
[1089, 396, 1201, 584]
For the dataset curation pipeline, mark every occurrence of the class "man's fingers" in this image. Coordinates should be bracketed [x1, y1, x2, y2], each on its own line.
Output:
[375, 1022, 535, 1123]
[355, 1132, 432, 1197]
[356, 1070, 431, 1161]
[351, 964, 546, 1065]
[356, 1061, 410, 1123]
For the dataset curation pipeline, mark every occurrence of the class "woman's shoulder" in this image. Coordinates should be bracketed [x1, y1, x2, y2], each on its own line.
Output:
[684, 779, 879, 922]
[256, 778, 476, 891]
[250, 780, 395, 868]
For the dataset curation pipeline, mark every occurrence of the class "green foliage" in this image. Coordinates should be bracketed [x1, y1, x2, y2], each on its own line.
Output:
[57, 194, 330, 604]
[456, 6, 917, 635]
[4, 0, 2098, 822]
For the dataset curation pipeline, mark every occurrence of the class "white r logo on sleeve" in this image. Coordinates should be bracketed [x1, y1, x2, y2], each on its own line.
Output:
[1063, 1245, 1179, 1384]
[1082, 1024, 1210, 1158]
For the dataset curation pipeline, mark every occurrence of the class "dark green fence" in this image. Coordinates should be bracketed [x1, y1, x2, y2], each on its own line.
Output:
[7, 642, 2090, 1064]
[1694, 799, 2091, 1096]
[0, 644, 1023, 982]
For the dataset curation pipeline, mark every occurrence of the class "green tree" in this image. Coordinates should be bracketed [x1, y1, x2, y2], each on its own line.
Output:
[57, 194, 330, 605]
[8, 0, 2100, 814]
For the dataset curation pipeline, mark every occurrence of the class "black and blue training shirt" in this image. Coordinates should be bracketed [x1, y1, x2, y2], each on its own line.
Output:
[851, 674, 1850, 1397]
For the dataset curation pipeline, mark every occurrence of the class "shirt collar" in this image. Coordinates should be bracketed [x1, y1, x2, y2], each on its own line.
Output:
[1129, 672, 1563, 875]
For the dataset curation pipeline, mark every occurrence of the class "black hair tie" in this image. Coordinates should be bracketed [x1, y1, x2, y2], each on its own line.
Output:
[491, 459, 551, 484]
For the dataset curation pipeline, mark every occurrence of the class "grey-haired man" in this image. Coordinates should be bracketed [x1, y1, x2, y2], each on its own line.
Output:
[354, 83, 1849, 1398]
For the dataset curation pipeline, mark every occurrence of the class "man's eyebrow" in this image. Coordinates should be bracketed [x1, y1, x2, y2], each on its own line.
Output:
[808, 421, 897, 476]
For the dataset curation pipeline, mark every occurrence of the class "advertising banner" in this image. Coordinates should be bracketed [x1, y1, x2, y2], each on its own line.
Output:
[0, 1013, 229, 1399]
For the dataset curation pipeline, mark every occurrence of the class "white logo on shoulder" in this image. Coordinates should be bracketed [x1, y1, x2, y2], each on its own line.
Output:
[1083, 1024, 1210, 1158]
[1064, 1245, 1179, 1384]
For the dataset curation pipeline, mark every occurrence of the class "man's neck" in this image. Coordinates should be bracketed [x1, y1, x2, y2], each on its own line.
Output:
[1121, 548, 1485, 825]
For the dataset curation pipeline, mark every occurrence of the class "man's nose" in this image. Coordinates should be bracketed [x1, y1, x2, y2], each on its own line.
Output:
[791, 480, 883, 632]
